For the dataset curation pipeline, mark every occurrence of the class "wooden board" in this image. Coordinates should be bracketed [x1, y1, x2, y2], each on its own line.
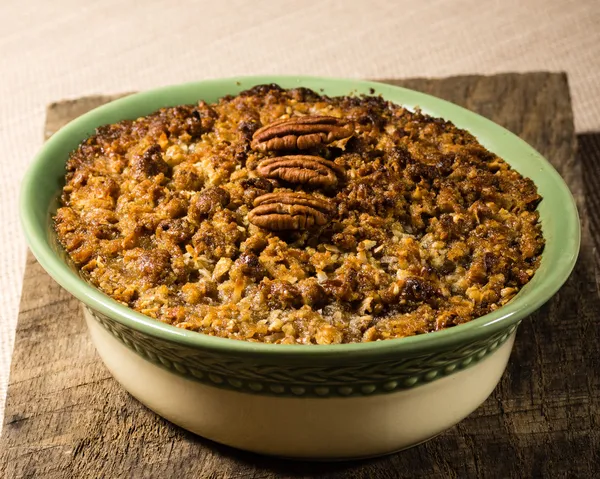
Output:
[2, 73, 599, 478]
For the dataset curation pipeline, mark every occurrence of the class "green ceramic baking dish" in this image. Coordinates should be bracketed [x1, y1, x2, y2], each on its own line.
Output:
[20, 76, 580, 459]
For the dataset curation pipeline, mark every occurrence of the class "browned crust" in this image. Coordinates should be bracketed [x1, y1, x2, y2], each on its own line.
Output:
[53, 85, 544, 344]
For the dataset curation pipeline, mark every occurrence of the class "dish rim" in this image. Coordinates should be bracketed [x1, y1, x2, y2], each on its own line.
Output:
[20, 75, 580, 359]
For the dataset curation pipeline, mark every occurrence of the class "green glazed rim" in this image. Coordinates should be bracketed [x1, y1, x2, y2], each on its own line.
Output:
[86, 306, 520, 397]
[20, 76, 580, 363]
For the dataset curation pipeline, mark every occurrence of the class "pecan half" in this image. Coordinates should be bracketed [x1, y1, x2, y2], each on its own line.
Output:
[251, 116, 355, 152]
[248, 192, 334, 231]
[256, 155, 345, 188]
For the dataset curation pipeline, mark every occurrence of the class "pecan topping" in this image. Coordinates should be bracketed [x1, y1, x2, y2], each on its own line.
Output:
[256, 155, 345, 188]
[251, 116, 355, 152]
[248, 192, 334, 231]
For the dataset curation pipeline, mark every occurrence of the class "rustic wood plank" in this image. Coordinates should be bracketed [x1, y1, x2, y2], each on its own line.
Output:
[579, 132, 600, 280]
[2, 73, 599, 478]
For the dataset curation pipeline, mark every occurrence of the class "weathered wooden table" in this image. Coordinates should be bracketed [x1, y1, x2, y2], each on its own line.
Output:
[2, 73, 599, 478]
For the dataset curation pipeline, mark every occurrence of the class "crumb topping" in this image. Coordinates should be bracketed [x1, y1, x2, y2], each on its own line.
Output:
[54, 84, 544, 344]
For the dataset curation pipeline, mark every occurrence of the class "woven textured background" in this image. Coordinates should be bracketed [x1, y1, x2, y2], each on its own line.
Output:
[0, 0, 598, 423]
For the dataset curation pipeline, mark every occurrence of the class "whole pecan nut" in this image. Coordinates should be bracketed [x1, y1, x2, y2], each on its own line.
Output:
[248, 192, 334, 231]
[256, 155, 345, 188]
[251, 116, 354, 152]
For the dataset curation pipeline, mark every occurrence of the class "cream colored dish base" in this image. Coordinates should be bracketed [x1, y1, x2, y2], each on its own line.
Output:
[85, 311, 515, 459]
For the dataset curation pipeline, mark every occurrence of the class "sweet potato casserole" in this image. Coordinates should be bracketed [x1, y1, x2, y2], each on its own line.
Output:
[54, 84, 544, 344]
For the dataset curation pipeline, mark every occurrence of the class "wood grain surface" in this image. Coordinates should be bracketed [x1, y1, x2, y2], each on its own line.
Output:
[2, 73, 599, 479]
